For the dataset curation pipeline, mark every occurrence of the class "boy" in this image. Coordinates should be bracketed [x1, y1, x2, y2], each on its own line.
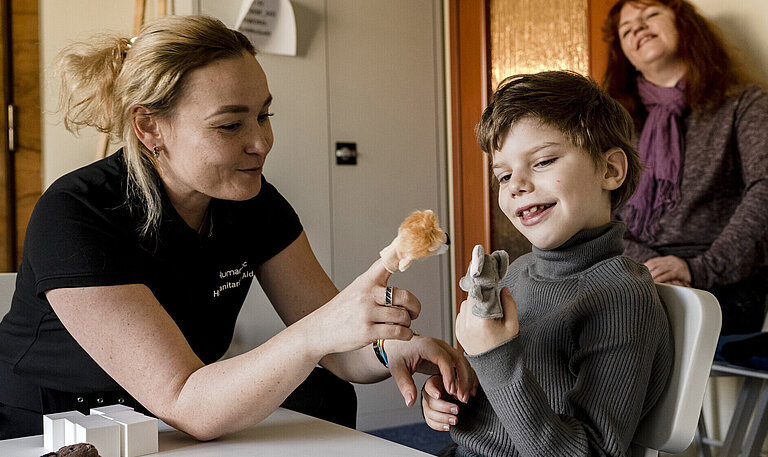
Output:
[422, 71, 673, 457]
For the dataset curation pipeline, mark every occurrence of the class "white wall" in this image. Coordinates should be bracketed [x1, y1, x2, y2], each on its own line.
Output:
[690, 0, 768, 81]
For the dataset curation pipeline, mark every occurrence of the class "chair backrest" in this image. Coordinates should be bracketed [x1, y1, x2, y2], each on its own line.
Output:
[0, 272, 18, 321]
[630, 284, 722, 457]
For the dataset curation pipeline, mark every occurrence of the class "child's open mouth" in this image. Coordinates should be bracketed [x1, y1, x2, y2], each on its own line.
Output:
[517, 203, 555, 225]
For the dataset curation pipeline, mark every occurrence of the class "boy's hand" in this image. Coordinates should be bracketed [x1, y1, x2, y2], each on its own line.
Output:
[421, 375, 461, 431]
[455, 287, 519, 355]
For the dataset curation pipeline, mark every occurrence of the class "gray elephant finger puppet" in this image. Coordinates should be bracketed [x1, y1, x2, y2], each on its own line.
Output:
[459, 244, 510, 319]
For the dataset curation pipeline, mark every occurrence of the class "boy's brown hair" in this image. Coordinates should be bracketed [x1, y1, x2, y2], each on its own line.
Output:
[476, 70, 641, 210]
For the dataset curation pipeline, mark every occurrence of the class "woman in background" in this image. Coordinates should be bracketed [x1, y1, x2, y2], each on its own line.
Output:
[0, 15, 473, 440]
[603, 0, 768, 334]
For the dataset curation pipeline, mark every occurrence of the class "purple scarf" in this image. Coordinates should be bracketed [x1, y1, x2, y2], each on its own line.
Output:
[624, 76, 687, 242]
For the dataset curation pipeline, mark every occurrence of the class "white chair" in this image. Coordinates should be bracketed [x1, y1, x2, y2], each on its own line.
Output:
[0, 272, 18, 320]
[630, 283, 722, 457]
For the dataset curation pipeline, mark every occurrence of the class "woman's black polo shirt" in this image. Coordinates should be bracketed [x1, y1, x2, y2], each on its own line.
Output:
[0, 149, 302, 394]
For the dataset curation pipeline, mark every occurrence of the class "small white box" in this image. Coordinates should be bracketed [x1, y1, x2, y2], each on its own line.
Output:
[103, 411, 158, 457]
[90, 404, 134, 415]
[43, 411, 85, 451]
[65, 415, 120, 457]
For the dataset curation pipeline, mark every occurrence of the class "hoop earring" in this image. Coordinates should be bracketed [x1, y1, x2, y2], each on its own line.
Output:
[153, 146, 160, 159]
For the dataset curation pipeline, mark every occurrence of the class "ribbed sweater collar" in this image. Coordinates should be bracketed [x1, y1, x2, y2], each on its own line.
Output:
[529, 222, 625, 279]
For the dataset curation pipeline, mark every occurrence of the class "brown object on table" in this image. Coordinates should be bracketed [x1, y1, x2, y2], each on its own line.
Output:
[40, 443, 101, 457]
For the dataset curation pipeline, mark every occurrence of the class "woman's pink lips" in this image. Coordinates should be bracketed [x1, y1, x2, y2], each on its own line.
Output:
[518, 204, 554, 227]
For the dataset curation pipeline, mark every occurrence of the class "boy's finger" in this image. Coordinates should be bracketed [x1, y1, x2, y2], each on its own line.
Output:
[423, 375, 445, 400]
[501, 287, 520, 337]
[424, 383, 441, 400]
[424, 393, 461, 414]
[424, 414, 452, 432]
[421, 386, 459, 418]
[501, 287, 517, 317]
[455, 300, 468, 327]
[423, 406, 457, 430]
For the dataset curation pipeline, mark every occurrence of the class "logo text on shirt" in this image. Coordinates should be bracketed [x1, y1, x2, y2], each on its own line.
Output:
[213, 261, 254, 297]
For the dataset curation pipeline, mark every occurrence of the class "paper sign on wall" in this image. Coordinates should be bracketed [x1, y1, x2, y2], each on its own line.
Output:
[236, 0, 297, 56]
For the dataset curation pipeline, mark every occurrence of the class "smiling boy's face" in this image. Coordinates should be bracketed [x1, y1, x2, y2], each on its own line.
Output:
[492, 118, 616, 250]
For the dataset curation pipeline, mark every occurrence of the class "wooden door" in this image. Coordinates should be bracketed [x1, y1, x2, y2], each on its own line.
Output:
[1, 0, 12, 271]
[0, 0, 41, 272]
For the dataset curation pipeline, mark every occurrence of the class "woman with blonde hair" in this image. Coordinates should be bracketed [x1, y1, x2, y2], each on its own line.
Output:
[603, 0, 768, 335]
[0, 15, 473, 439]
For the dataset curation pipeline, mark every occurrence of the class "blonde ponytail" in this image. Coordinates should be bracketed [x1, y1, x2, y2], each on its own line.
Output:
[56, 35, 132, 138]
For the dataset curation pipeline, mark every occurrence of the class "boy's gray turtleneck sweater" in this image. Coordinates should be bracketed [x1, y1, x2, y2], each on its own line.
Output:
[450, 222, 674, 457]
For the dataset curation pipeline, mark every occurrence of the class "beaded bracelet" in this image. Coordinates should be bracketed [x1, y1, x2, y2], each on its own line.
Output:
[373, 338, 389, 368]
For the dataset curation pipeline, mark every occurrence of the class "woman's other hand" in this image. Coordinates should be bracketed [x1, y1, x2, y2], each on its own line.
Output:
[644, 255, 691, 285]
[455, 287, 519, 355]
[422, 375, 461, 431]
[385, 336, 477, 407]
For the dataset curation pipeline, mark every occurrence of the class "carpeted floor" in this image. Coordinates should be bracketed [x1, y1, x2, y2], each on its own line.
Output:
[368, 422, 454, 455]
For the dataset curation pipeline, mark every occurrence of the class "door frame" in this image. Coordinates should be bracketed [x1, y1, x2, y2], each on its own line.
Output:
[447, 0, 491, 317]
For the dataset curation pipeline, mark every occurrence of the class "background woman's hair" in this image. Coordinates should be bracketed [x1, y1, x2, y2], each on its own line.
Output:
[56, 15, 255, 240]
[602, 0, 762, 127]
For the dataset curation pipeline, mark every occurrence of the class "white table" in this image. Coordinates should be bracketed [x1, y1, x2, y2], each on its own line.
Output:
[0, 408, 432, 456]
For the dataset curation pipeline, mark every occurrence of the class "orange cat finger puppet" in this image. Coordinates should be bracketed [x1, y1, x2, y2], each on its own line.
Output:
[379, 210, 449, 273]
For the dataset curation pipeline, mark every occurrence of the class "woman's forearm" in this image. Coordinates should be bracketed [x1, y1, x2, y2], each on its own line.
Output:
[165, 319, 322, 440]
